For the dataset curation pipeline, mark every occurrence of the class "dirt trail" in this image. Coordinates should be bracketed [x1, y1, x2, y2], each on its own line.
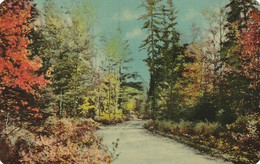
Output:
[97, 117, 232, 164]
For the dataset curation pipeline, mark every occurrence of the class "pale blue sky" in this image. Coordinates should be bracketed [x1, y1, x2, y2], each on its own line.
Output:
[34, 0, 228, 83]
[91, 0, 228, 83]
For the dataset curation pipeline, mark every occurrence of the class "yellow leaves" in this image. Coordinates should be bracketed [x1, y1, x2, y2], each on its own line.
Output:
[97, 110, 123, 123]
[78, 97, 95, 112]
[125, 101, 136, 111]
[46, 66, 54, 78]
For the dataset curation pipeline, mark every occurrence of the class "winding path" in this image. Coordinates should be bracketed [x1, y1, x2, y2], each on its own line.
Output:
[97, 117, 232, 164]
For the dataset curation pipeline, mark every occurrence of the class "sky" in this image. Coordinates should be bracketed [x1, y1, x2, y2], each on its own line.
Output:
[91, 0, 228, 84]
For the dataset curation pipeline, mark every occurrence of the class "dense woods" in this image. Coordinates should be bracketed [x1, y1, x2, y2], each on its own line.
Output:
[0, 0, 259, 163]
[141, 0, 259, 163]
[0, 0, 143, 163]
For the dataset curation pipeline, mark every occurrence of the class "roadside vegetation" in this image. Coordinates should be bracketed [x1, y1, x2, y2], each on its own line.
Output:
[0, 0, 144, 163]
[1, 117, 112, 163]
[145, 114, 259, 163]
[139, 0, 259, 163]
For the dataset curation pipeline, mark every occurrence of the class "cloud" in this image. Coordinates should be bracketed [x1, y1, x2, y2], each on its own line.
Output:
[122, 9, 139, 21]
[113, 9, 139, 21]
[180, 9, 200, 22]
[126, 28, 143, 39]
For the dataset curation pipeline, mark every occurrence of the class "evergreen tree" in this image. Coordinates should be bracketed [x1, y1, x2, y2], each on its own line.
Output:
[159, 1, 185, 119]
[139, 0, 164, 118]
[37, 0, 95, 117]
[140, 0, 184, 119]
[221, 0, 257, 67]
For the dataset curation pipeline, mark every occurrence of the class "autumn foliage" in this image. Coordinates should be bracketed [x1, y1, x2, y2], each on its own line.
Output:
[0, 0, 47, 118]
[239, 9, 260, 89]
[1, 118, 112, 163]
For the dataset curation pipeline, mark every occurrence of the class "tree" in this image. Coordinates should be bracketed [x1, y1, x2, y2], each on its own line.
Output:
[238, 8, 260, 113]
[139, 0, 163, 118]
[140, 0, 185, 119]
[221, 0, 257, 67]
[38, 0, 95, 117]
[239, 9, 260, 89]
[0, 0, 48, 120]
[103, 30, 131, 117]
[158, 0, 185, 119]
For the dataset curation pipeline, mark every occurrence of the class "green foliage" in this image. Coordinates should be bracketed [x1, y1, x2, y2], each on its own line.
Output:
[194, 122, 222, 137]
[78, 97, 96, 118]
[140, 0, 185, 119]
[149, 120, 222, 137]
[221, 0, 257, 67]
[37, 0, 95, 117]
[120, 86, 143, 114]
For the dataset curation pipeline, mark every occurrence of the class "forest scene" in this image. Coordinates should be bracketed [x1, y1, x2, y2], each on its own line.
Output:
[0, 0, 259, 163]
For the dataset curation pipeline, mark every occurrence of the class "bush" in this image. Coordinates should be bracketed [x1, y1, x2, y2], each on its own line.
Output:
[155, 120, 173, 133]
[194, 122, 222, 136]
[227, 114, 260, 147]
[149, 120, 222, 137]
[0, 124, 35, 164]
[95, 110, 124, 125]
[0, 117, 112, 164]
[178, 120, 194, 135]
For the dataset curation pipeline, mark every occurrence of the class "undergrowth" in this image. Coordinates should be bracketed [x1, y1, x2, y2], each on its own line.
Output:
[0, 117, 113, 164]
[145, 114, 260, 164]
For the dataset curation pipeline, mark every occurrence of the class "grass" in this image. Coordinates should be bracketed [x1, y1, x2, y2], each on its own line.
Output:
[150, 120, 222, 136]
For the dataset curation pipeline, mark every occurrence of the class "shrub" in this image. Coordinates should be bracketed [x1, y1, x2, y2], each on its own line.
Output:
[0, 123, 35, 163]
[155, 120, 173, 133]
[0, 117, 112, 164]
[227, 114, 260, 147]
[96, 110, 124, 125]
[178, 120, 194, 135]
[194, 122, 222, 136]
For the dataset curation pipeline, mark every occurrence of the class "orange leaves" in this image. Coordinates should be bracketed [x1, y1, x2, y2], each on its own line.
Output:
[18, 118, 112, 163]
[0, 0, 47, 94]
[31, 108, 39, 113]
[0, 0, 48, 118]
[179, 44, 205, 106]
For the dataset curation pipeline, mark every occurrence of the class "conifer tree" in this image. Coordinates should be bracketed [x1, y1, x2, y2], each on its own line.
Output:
[139, 0, 163, 118]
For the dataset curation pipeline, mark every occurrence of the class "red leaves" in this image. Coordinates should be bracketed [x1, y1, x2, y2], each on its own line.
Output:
[0, 0, 47, 92]
[7, 3, 13, 8]
[21, 100, 28, 106]
[0, 0, 48, 118]
[239, 9, 260, 89]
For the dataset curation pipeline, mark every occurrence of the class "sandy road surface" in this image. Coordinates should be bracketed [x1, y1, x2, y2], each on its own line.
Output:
[97, 118, 232, 164]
